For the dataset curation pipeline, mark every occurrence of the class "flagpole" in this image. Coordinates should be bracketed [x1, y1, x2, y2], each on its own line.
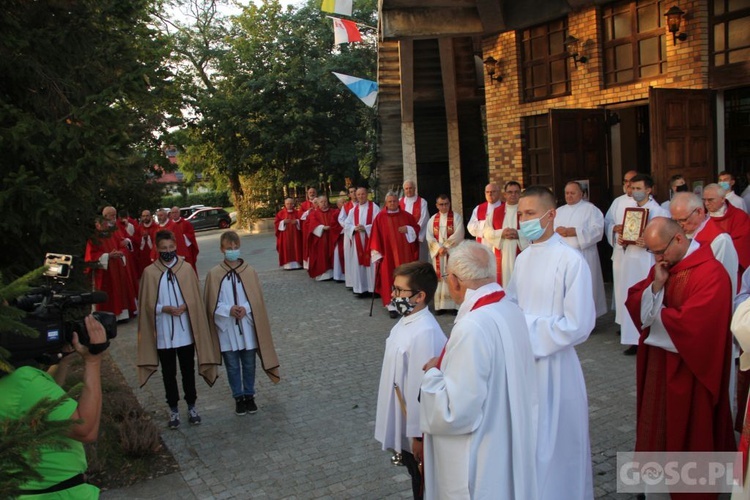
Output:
[324, 15, 377, 31]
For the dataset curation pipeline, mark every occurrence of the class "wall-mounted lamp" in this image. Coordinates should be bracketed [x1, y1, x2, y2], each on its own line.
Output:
[563, 35, 590, 67]
[483, 56, 503, 83]
[665, 6, 688, 45]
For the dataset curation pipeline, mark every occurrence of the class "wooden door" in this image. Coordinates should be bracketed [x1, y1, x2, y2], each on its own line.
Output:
[549, 109, 610, 211]
[649, 88, 717, 202]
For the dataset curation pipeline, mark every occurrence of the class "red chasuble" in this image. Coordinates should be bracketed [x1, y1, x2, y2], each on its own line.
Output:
[136, 222, 159, 278]
[399, 197, 422, 226]
[711, 202, 750, 274]
[274, 208, 303, 267]
[84, 231, 138, 317]
[625, 245, 735, 468]
[306, 208, 342, 278]
[369, 210, 419, 306]
[170, 218, 199, 273]
[475, 202, 520, 285]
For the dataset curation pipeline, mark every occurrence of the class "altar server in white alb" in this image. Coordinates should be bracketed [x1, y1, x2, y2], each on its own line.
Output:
[604, 170, 637, 327]
[554, 181, 607, 317]
[400, 179, 430, 262]
[616, 174, 669, 355]
[374, 262, 446, 500]
[420, 240, 538, 500]
[425, 194, 464, 314]
[507, 185, 595, 500]
[343, 187, 380, 297]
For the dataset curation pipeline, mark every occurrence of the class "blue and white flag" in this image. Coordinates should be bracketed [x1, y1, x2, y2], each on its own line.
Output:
[332, 72, 378, 108]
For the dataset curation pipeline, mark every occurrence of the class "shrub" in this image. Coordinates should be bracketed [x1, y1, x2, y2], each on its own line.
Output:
[119, 409, 161, 457]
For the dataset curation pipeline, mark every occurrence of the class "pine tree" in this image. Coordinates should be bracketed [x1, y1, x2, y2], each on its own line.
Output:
[0, 268, 76, 498]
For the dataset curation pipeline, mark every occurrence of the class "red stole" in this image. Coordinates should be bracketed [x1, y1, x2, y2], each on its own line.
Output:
[432, 211, 455, 276]
[436, 290, 506, 369]
[400, 197, 422, 226]
[711, 203, 750, 272]
[353, 202, 373, 266]
[475, 202, 504, 243]
[343, 201, 354, 215]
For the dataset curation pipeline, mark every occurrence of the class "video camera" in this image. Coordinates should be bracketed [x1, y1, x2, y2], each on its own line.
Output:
[0, 253, 117, 364]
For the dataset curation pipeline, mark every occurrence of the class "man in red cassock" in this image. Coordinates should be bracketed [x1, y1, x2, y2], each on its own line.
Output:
[274, 198, 303, 270]
[370, 192, 420, 318]
[102, 206, 140, 293]
[299, 187, 318, 270]
[169, 206, 199, 273]
[704, 183, 750, 283]
[85, 216, 138, 321]
[626, 218, 735, 490]
[136, 209, 159, 277]
[307, 196, 342, 281]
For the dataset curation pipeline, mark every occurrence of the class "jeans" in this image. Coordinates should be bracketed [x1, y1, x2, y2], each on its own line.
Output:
[222, 349, 257, 399]
[157, 344, 196, 408]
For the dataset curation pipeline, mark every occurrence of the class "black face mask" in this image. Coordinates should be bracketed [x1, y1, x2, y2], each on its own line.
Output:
[675, 185, 689, 192]
[160, 250, 177, 262]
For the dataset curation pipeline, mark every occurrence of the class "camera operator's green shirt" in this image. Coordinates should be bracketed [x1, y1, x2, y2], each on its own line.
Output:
[0, 366, 99, 499]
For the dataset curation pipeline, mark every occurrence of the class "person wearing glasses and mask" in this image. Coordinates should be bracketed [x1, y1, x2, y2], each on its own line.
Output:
[604, 170, 638, 336]
[626, 218, 735, 480]
[374, 262, 445, 500]
[507, 186, 595, 500]
[617, 174, 670, 356]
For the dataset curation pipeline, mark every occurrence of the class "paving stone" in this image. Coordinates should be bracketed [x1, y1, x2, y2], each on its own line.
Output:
[101, 230, 641, 499]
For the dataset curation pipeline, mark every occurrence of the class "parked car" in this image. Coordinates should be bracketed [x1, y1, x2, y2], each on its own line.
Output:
[186, 207, 232, 230]
[179, 204, 205, 219]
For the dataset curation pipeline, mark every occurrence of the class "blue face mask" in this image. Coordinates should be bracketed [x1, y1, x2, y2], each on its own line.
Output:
[518, 210, 550, 241]
[719, 181, 731, 191]
[224, 249, 241, 262]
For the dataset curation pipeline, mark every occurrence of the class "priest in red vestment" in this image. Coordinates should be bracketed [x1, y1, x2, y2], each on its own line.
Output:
[369, 193, 420, 318]
[136, 209, 159, 277]
[85, 217, 138, 321]
[274, 198, 303, 270]
[626, 218, 735, 485]
[307, 197, 342, 281]
[299, 187, 318, 270]
[704, 183, 750, 280]
[169, 206, 200, 273]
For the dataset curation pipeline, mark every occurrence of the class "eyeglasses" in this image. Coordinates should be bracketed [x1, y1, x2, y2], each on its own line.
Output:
[646, 234, 676, 255]
[391, 285, 418, 295]
[440, 272, 462, 281]
[673, 207, 698, 224]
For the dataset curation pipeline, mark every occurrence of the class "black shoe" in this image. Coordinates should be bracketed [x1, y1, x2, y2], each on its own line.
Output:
[244, 396, 258, 414]
[168, 408, 180, 430]
[623, 345, 638, 356]
[235, 398, 247, 416]
[353, 292, 363, 298]
[389, 310, 399, 319]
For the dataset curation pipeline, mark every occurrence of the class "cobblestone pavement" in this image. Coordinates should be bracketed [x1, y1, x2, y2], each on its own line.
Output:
[102, 230, 639, 499]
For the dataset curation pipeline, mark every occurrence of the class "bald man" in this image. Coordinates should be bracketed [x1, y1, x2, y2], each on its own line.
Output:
[467, 182, 528, 287]
[626, 218, 735, 461]
[400, 180, 430, 262]
[507, 186, 595, 500]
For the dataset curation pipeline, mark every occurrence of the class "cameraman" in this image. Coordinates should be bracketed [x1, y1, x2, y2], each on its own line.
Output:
[0, 315, 106, 499]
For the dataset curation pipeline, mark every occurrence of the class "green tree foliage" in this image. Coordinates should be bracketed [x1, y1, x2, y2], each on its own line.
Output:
[169, 0, 377, 219]
[0, 0, 179, 276]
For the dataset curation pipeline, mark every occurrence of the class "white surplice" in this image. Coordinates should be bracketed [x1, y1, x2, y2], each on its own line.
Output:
[213, 270, 258, 352]
[618, 199, 669, 345]
[425, 211, 465, 311]
[343, 202, 380, 294]
[337, 207, 352, 284]
[374, 308, 446, 453]
[604, 193, 637, 323]
[727, 191, 748, 212]
[420, 283, 539, 500]
[401, 195, 430, 262]
[467, 202, 528, 288]
[506, 233, 595, 500]
[555, 200, 607, 317]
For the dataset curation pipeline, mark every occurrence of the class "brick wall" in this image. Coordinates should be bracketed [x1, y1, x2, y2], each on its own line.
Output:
[481, 0, 710, 185]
